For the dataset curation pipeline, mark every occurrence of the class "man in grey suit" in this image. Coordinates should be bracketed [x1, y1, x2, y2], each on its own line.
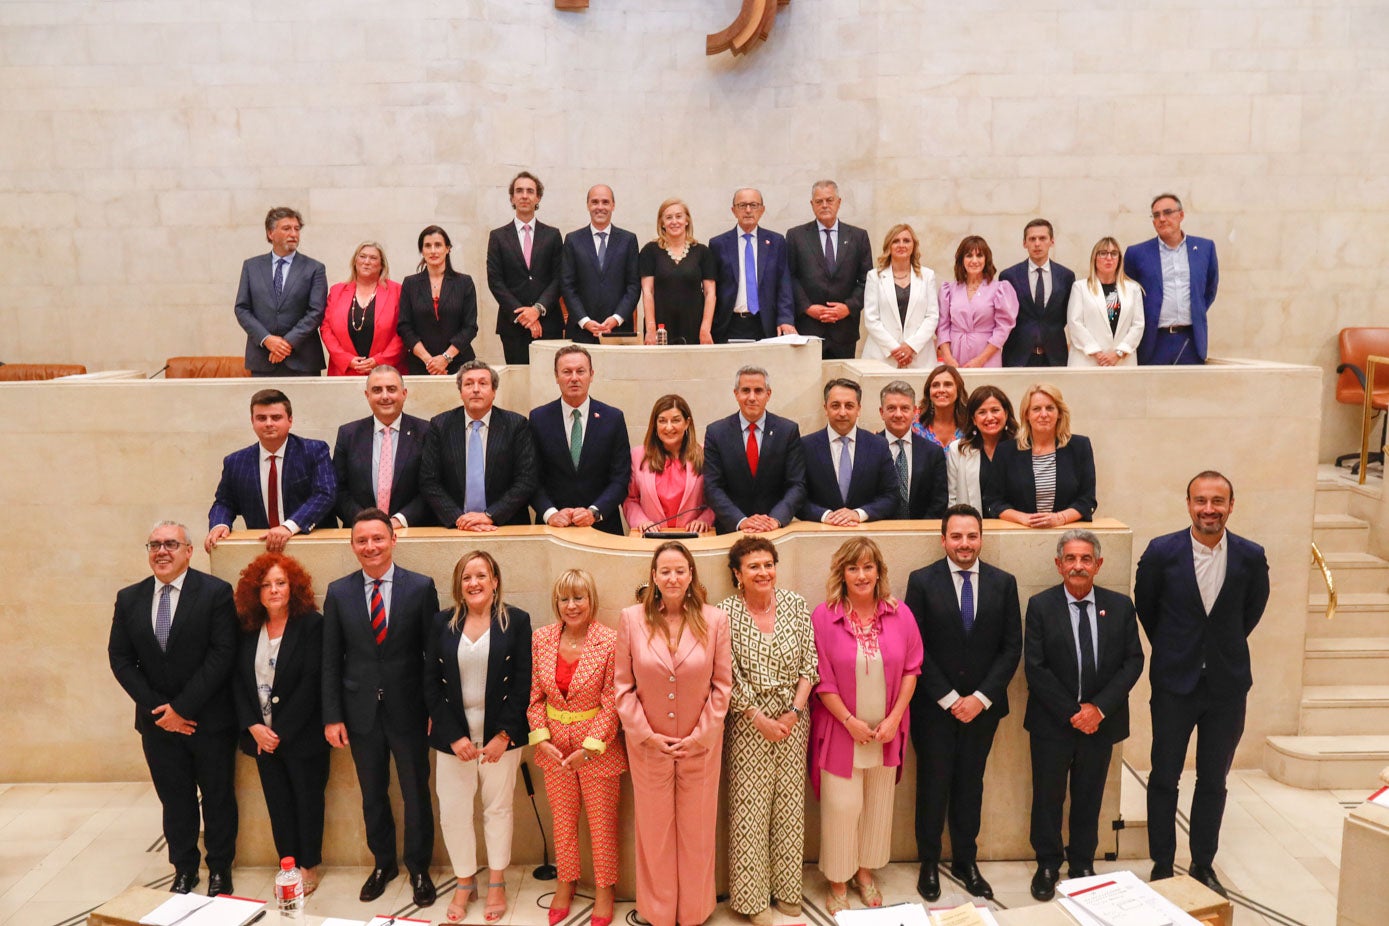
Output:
[785, 180, 872, 360]
[234, 206, 328, 376]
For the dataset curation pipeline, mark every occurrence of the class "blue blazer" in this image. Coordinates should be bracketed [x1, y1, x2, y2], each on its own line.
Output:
[233, 252, 328, 374]
[982, 435, 1096, 521]
[208, 432, 337, 533]
[703, 410, 807, 534]
[707, 226, 795, 340]
[560, 225, 641, 340]
[424, 606, 532, 753]
[528, 398, 631, 534]
[1134, 528, 1269, 698]
[332, 413, 434, 528]
[799, 427, 900, 523]
[1124, 235, 1219, 362]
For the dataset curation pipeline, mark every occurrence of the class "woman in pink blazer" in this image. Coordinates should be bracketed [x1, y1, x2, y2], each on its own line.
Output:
[615, 541, 732, 926]
[320, 242, 406, 375]
[936, 236, 1018, 369]
[623, 394, 716, 534]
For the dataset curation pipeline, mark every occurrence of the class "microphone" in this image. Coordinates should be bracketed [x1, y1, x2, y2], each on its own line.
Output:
[147, 364, 170, 380]
[519, 761, 557, 880]
[641, 505, 709, 539]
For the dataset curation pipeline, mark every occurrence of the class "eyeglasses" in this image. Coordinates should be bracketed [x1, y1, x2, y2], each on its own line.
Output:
[1151, 208, 1181, 219]
[1096, 250, 1120, 258]
[734, 202, 763, 210]
[145, 540, 188, 552]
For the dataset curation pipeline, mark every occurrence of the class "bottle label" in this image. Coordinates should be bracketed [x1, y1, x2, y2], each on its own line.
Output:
[275, 882, 303, 902]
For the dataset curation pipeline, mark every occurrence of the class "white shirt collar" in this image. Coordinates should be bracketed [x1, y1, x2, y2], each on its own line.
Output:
[514, 216, 537, 234]
[362, 563, 396, 586]
[1191, 528, 1227, 557]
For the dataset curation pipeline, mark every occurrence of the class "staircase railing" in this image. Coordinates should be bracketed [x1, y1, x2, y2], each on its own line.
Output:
[1311, 542, 1337, 621]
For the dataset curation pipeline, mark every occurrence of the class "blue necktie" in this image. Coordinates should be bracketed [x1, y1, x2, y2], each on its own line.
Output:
[836, 435, 852, 502]
[464, 419, 486, 513]
[959, 570, 975, 633]
[154, 584, 173, 651]
[596, 231, 608, 271]
[823, 228, 837, 274]
[273, 258, 286, 298]
[743, 233, 760, 315]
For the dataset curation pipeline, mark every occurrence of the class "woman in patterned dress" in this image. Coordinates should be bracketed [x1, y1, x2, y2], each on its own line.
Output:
[717, 537, 818, 926]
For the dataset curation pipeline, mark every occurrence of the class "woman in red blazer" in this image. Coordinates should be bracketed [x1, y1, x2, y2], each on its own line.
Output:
[623, 394, 716, 534]
[320, 242, 405, 375]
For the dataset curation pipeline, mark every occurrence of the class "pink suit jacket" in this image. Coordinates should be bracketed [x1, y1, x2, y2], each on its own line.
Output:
[321, 278, 406, 375]
[622, 447, 717, 531]
[614, 604, 731, 752]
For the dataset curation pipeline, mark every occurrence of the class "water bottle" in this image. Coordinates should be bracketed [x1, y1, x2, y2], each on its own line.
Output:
[275, 856, 304, 921]
[655, 324, 668, 345]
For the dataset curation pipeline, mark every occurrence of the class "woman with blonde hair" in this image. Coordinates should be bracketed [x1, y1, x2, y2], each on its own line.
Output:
[321, 241, 405, 375]
[1066, 237, 1145, 366]
[640, 198, 718, 345]
[624, 393, 715, 534]
[984, 382, 1097, 527]
[862, 223, 939, 369]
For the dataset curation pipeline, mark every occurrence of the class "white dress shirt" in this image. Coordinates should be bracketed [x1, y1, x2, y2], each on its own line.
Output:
[938, 562, 993, 711]
[458, 625, 491, 746]
[1191, 528, 1228, 615]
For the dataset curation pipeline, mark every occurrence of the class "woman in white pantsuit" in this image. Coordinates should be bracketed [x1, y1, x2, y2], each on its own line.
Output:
[1066, 237, 1145, 367]
[862, 224, 939, 370]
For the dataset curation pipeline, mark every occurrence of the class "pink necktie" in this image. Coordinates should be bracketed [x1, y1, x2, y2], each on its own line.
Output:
[522, 224, 533, 269]
[376, 427, 393, 513]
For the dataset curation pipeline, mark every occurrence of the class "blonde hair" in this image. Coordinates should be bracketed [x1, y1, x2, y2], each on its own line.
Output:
[1085, 236, 1137, 296]
[875, 223, 922, 273]
[448, 550, 509, 632]
[824, 536, 894, 611]
[1016, 382, 1073, 450]
[640, 541, 709, 647]
[347, 241, 390, 283]
[654, 198, 699, 249]
[551, 568, 599, 623]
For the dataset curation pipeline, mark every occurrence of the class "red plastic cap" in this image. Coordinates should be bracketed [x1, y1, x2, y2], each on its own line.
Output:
[280, 857, 295, 869]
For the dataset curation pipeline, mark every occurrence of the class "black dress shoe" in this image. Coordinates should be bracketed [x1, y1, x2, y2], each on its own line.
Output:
[916, 863, 940, 901]
[410, 871, 437, 907]
[170, 870, 199, 895]
[207, 870, 233, 897]
[1030, 866, 1060, 902]
[1067, 865, 1097, 879]
[360, 866, 399, 903]
[949, 862, 994, 900]
[1187, 864, 1228, 898]
[1149, 863, 1175, 882]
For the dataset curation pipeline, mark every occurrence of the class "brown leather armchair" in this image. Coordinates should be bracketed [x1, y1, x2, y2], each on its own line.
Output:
[164, 356, 250, 378]
[1335, 327, 1389, 474]
[0, 363, 88, 381]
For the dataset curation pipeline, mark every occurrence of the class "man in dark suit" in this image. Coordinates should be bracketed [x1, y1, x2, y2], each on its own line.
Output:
[707, 187, 797, 342]
[1136, 471, 1268, 897]
[1125, 193, 1220, 365]
[904, 505, 1022, 901]
[799, 377, 898, 525]
[528, 345, 630, 533]
[703, 364, 807, 533]
[322, 508, 439, 906]
[560, 184, 641, 342]
[332, 365, 433, 529]
[419, 360, 539, 530]
[999, 218, 1075, 367]
[785, 179, 872, 360]
[487, 171, 564, 365]
[1024, 530, 1143, 901]
[108, 520, 238, 896]
[233, 206, 328, 376]
[877, 380, 947, 519]
[205, 388, 337, 554]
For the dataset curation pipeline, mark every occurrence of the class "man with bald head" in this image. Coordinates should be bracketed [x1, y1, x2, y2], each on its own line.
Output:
[709, 187, 797, 342]
[561, 184, 641, 342]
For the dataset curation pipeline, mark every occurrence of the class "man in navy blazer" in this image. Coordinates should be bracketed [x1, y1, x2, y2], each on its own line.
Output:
[1125, 193, 1219, 365]
[785, 180, 873, 359]
[800, 378, 899, 525]
[703, 365, 807, 533]
[233, 206, 328, 376]
[1135, 472, 1268, 897]
[560, 184, 641, 342]
[332, 366, 433, 529]
[528, 345, 630, 534]
[206, 388, 337, 554]
[877, 381, 947, 519]
[487, 171, 565, 365]
[708, 187, 797, 342]
[999, 219, 1075, 367]
[1024, 530, 1143, 901]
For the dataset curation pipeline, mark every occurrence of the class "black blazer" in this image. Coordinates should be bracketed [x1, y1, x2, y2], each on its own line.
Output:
[332, 413, 434, 528]
[702, 410, 807, 533]
[487, 220, 564, 339]
[1134, 528, 1269, 698]
[983, 435, 1097, 521]
[784, 220, 873, 349]
[420, 405, 539, 528]
[233, 611, 330, 757]
[528, 398, 631, 533]
[321, 565, 439, 737]
[903, 558, 1022, 718]
[424, 606, 532, 753]
[799, 427, 900, 523]
[397, 270, 478, 374]
[879, 430, 948, 519]
[998, 260, 1076, 366]
[1023, 585, 1143, 743]
[560, 225, 641, 339]
[108, 568, 238, 736]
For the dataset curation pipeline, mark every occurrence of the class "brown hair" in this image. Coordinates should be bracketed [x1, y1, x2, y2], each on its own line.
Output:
[875, 223, 922, 273]
[233, 553, 316, 632]
[640, 541, 709, 647]
[641, 394, 703, 474]
[958, 384, 1019, 452]
[952, 235, 996, 282]
[825, 536, 893, 611]
[449, 550, 508, 632]
[726, 536, 778, 585]
[916, 364, 968, 433]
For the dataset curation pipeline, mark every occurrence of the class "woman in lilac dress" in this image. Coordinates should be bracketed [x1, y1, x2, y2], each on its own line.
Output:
[936, 236, 1019, 369]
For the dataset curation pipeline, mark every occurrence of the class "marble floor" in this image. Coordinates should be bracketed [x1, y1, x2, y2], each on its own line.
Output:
[0, 766, 1365, 926]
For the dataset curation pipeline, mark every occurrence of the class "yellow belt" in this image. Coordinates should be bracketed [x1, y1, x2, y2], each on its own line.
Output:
[547, 704, 599, 725]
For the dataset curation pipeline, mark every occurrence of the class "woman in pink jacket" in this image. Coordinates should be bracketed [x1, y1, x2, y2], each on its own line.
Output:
[623, 394, 716, 534]
[320, 242, 405, 375]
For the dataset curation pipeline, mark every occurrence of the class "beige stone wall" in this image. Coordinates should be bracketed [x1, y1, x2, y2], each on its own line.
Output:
[1, 1, 1383, 459]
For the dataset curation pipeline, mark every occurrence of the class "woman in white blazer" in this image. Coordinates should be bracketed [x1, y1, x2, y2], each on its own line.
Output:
[1066, 237, 1145, 367]
[862, 223, 939, 369]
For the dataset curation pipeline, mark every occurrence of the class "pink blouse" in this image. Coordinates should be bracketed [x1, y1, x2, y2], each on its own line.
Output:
[937, 279, 1019, 367]
[654, 459, 686, 522]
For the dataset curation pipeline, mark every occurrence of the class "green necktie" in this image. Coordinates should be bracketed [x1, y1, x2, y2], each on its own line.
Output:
[570, 408, 583, 467]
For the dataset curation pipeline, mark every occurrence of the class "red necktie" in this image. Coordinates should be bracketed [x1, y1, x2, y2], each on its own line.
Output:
[370, 579, 387, 645]
[746, 423, 759, 477]
[266, 454, 280, 528]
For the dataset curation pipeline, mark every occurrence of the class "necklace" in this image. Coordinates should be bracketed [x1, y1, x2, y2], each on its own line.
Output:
[561, 633, 585, 650]
[350, 295, 372, 332]
[665, 242, 691, 264]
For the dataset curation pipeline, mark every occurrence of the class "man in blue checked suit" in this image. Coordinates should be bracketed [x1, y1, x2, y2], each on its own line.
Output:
[233, 206, 328, 376]
[799, 377, 899, 525]
[205, 388, 337, 553]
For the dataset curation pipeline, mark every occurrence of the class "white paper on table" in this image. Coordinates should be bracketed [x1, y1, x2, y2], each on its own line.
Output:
[184, 895, 266, 926]
[834, 901, 933, 926]
[925, 901, 1002, 926]
[1057, 870, 1201, 926]
[759, 333, 822, 345]
[320, 918, 369, 926]
[1367, 784, 1389, 808]
[139, 894, 212, 926]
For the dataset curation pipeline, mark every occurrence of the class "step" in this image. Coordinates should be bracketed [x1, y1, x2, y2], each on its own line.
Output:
[1305, 593, 1389, 637]
[1299, 685, 1389, 735]
[1309, 551, 1389, 596]
[1314, 513, 1372, 553]
[1315, 483, 1352, 515]
[1304, 638, 1389, 685]
[1264, 735, 1389, 789]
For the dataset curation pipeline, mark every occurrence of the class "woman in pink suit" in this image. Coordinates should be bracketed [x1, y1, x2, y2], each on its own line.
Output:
[936, 236, 1018, 369]
[320, 242, 406, 375]
[624, 394, 716, 534]
[615, 541, 732, 926]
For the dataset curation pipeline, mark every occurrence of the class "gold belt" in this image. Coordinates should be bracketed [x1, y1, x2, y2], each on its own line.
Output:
[547, 704, 599, 724]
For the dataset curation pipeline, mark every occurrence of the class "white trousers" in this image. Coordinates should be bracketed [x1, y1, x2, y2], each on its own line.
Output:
[435, 747, 523, 878]
[817, 765, 896, 883]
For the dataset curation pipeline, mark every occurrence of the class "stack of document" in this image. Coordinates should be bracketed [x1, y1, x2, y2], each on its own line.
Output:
[831, 900, 1000, 926]
[1056, 871, 1201, 926]
[139, 894, 266, 926]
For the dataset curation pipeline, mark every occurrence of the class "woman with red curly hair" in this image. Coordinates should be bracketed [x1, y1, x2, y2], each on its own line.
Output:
[232, 553, 329, 894]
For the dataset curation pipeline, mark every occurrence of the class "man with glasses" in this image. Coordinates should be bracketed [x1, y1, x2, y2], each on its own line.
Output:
[1125, 193, 1219, 365]
[709, 188, 797, 342]
[109, 522, 239, 896]
[785, 179, 872, 359]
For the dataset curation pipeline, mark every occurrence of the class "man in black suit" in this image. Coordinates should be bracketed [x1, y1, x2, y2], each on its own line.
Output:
[999, 219, 1075, 367]
[703, 364, 807, 534]
[1024, 529, 1143, 901]
[233, 206, 328, 376]
[332, 365, 433, 529]
[419, 360, 539, 530]
[785, 179, 873, 360]
[322, 508, 440, 906]
[560, 184, 641, 342]
[1136, 471, 1269, 897]
[708, 187, 798, 342]
[877, 381, 947, 519]
[487, 171, 564, 365]
[108, 521, 238, 896]
[528, 345, 630, 533]
[799, 377, 898, 525]
[904, 505, 1022, 901]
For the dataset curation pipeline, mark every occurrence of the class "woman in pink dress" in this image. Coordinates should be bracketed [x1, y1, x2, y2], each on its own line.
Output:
[936, 236, 1019, 368]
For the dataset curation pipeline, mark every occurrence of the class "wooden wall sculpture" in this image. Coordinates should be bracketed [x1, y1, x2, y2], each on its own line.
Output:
[554, 1, 790, 56]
